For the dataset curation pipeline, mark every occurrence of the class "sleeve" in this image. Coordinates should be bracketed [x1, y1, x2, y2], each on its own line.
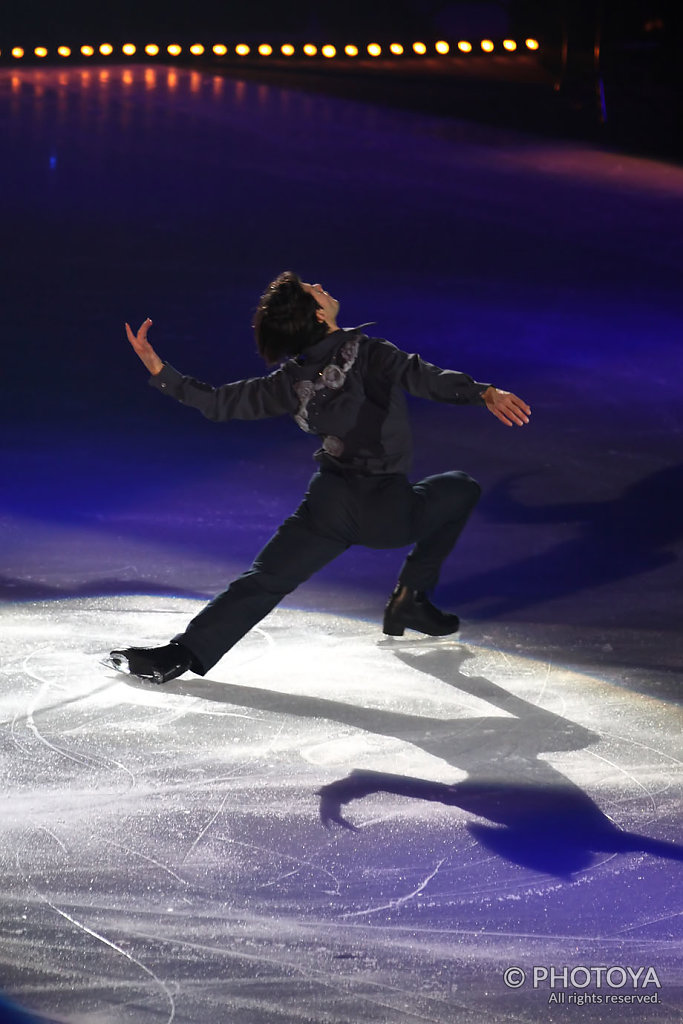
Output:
[367, 339, 490, 405]
[148, 362, 296, 421]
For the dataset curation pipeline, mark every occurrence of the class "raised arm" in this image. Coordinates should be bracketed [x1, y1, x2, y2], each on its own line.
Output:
[125, 318, 295, 421]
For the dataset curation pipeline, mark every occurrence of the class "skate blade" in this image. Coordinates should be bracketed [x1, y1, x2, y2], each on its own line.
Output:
[377, 633, 460, 649]
[100, 654, 162, 684]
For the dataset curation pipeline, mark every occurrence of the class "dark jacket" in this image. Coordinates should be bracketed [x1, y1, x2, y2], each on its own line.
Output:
[150, 327, 490, 475]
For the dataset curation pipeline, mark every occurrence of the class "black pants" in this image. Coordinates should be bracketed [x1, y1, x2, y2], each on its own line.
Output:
[175, 469, 481, 673]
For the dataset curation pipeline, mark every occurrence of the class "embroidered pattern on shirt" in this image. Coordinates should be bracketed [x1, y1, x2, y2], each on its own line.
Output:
[293, 336, 359, 457]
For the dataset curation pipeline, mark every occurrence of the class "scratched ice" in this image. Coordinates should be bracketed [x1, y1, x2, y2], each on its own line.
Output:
[1, 596, 681, 1023]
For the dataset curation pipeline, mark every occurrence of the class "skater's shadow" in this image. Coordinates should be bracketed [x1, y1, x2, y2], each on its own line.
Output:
[319, 648, 683, 875]
[127, 644, 683, 876]
[451, 462, 683, 622]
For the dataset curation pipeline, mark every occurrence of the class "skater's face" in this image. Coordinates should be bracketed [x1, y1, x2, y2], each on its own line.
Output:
[301, 281, 340, 332]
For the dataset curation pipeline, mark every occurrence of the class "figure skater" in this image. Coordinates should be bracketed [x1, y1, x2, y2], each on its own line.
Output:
[110, 272, 530, 682]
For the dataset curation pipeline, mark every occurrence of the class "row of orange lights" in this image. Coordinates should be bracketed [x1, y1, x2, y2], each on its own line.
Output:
[6, 38, 540, 60]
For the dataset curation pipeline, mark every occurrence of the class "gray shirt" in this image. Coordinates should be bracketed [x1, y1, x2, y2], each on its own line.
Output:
[149, 327, 490, 475]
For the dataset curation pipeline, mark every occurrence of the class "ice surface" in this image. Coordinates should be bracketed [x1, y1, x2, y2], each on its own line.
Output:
[1, 597, 681, 1023]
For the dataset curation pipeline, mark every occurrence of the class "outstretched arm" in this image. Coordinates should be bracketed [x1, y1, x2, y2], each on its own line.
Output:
[481, 386, 531, 427]
[368, 340, 530, 424]
[318, 769, 466, 831]
[125, 318, 163, 375]
[124, 317, 295, 421]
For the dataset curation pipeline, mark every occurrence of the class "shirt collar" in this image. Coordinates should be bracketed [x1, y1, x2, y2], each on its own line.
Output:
[295, 324, 375, 365]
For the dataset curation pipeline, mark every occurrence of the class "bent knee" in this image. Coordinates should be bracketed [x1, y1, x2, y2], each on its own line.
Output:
[467, 476, 482, 503]
[448, 471, 482, 504]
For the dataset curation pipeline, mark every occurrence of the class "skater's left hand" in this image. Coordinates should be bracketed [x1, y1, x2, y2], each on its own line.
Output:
[482, 387, 531, 427]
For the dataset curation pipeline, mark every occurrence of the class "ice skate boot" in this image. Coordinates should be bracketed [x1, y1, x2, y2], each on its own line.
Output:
[108, 642, 194, 683]
[382, 584, 460, 637]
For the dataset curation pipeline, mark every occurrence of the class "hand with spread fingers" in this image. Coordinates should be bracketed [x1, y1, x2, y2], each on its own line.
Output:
[482, 386, 531, 427]
[125, 318, 164, 376]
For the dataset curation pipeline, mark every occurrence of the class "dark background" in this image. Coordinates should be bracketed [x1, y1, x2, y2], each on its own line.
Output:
[2, 1, 681, 158]
[0, 0, 677, 41]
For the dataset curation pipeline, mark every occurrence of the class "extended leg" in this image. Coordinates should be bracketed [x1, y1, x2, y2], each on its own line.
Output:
[174, 510, 349, 673]
[111, 471, 356, 680]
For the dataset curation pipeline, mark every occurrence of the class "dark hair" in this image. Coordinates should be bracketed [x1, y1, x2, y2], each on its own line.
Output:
[253, 271, 328, 364]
